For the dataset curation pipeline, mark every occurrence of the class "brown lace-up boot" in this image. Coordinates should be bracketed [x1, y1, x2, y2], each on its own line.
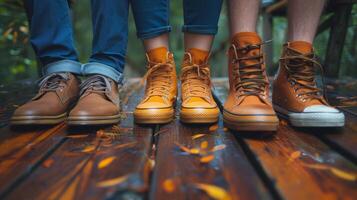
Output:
[11, 73, 79, 125]
[273, 41, 344, 127]
[180, 48, 219, 123]
[223, 32, 279, 131]
[68, 75, 120, 125]
[134, 47, 177, 124]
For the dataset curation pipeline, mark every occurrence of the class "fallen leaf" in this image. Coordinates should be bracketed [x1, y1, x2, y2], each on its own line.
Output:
[189, 148, 201, 155]
[289, 151, 301, 161]
[192, 134, 206, 140]
[209, 124, 219, 132]
[211, 144, 226, 152]
[330, 167, 357, 181]
[162, 179, 176, 193]
[96, 175, 129, 187]
[42, 159, 54, 168]
[66, 135, 88, 139]
[223, 128, 228, 132]
[200, 141, 209, 149]
[200, 155, 215, 164]
[81, 145, 96, 153]
[175, 142, 200, 155]
[193, 183, 231, 200]
[98, 157, 116, 169]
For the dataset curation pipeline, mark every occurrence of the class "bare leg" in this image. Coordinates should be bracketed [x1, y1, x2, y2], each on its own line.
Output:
[288, 0, 326, 43]
[228, 0, 260, 36]
[184, 33, 214, 51]
[143, 33, 169, 51]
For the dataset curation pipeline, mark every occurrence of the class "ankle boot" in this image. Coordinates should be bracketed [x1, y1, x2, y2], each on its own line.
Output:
[134, 47, 177, 124]
[223, 32, 279, 131]
[11, 73, 79, 125]
[180, 48, 219, 123]
[68, 75, 120, 125]
[273, 41, 345, 127]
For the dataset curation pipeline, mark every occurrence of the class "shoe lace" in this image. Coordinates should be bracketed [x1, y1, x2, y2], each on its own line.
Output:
[141, 59, 173, 100]
[280, 46, 325, 102]
[38, 73, 69, 92]
[80, 75, 111, 96]
[230, 42, 269, 101]
[181, 53, 211, 102]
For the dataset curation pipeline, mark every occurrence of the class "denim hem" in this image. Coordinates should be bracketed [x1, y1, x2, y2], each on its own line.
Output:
[82, 62, 124, 84]
[43, 59, 82, 75]
[137, 26, 172, 39]
[182, 25, 218, 35]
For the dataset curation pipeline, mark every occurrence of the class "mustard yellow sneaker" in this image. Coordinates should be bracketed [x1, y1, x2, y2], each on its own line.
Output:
[180, 48, 219, 124]
[134, 47, 177, 124]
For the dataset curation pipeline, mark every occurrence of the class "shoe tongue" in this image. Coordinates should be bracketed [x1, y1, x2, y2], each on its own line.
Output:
[240, 95, 263, 105]
[147, 47, 169, 64]
[185, 48, 209, 65]
[289, 41, 312, 54]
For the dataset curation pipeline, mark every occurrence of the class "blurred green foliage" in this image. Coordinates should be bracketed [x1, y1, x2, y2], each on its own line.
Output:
[0, 0, 356, 84]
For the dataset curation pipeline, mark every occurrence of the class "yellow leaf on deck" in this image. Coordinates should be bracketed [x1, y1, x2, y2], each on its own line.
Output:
[209, 124, 219, 132]
[192, 134, 206, 140]
[190, 148, 200, 155]
[330, 167, 357, 181]
[211, 144, 226, 152]
[289, 151, 301, 161]
[162, 179, 176, 193]
[98, 157, 116, 169]
[200, 155, 215, 164]
[81, 145, 96, 153]
[175, 142, 200, 155]
[96, 175, 129, 187]
[193, 183, 231, 200]
[200, 141, 208, 149]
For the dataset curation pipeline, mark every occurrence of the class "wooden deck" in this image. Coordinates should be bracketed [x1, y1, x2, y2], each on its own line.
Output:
[0, 78, 356, 200]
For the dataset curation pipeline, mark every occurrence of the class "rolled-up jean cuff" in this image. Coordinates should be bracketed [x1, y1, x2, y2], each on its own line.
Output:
[43, 59, 82, 75]
[182, 25, 218, 35]
[137, 26, 172, 39]
[82, 62, 124, 84]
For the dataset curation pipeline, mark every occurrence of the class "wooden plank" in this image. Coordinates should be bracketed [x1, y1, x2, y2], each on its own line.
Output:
[150, 104, 273, 199]
[4, 80, 153, 200]
[213, 81, 357, 200]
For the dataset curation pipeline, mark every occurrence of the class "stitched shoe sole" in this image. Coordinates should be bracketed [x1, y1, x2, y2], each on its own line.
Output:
[274, 104, 345, 127]
[180, 107, 219, 124]
[134, 108, 174, 124]
[223, 110, 279, 131]
[11, 113, 67, 125]
[67, 114, 121, 125]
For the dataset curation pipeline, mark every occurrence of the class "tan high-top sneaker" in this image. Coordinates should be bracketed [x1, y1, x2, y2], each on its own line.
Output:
[134, 47, 177, 124]
[273, 41, 344, 127]
[180, 48, 219, 123]
[11, 73, 79, 125]
[223, 32, 279, 131]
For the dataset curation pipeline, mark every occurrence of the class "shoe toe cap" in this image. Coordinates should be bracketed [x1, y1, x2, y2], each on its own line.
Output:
[303, 105, 340, 113]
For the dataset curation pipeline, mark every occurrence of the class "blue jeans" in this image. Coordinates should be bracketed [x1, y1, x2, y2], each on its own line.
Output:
[24, 0, 170, 83]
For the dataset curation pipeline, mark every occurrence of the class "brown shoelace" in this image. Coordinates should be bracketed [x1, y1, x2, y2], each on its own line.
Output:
[141, 60, 173, 102]
[80, 75, 111, 96]
[280, 46, 324, 102]
[38, 73, 69, 92]
[230, 43, 269, 102]
[181, 53, 212, 102]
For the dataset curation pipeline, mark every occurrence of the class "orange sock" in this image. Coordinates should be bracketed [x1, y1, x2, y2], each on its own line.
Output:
[289, 41, 312, 54]
[232, 32, 262, 46]
[186, 48, 209, 64]
[147, 47, 168, 63]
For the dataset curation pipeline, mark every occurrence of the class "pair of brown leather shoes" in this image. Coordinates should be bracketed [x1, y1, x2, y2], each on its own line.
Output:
[11, 73, 120, 125]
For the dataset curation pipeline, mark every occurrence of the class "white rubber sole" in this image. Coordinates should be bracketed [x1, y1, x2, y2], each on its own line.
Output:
[274, 104, 345, 127]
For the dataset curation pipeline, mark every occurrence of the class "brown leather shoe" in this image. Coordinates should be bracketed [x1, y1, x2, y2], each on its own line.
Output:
[273, 42, 345, 127]
[180, 50, 219, 123]
[134, 50, 177, 124]
[223, 32, 279, 131]
[68, 75, 121, 125]
[11, 73, 79, 125]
